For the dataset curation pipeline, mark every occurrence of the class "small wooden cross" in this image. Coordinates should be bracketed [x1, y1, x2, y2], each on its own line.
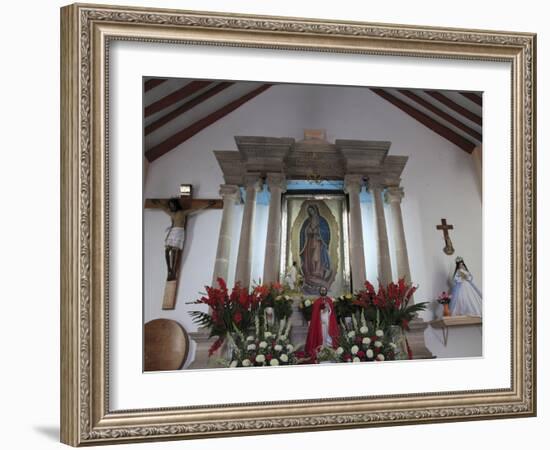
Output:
[145, 195, 223, 309]
[436, 218, 455, 255]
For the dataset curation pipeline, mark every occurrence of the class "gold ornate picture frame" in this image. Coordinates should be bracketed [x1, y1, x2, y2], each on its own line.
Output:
[60, 2, 536, 446]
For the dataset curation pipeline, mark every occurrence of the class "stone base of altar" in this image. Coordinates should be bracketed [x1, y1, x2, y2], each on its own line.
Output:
[187, 328, 218, 369]
[289, 299, 308, 350]
[405, 318, 434, 359]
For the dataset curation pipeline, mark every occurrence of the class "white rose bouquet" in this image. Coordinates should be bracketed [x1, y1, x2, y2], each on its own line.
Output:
[224, 318, 304, 367]
[335, 310, 396, 363]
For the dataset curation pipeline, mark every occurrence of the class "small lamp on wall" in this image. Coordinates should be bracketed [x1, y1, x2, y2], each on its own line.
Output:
[179, 184, 193, 209]
[179, 184, 192, 199]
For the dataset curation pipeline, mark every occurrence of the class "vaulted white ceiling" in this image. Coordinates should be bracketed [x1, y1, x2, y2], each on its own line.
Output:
[143, 77, 482, 162]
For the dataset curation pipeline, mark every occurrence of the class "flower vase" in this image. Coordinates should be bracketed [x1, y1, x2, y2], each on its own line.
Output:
[220, 338, 236, 362]
[443, 303, 451, 317]
[265, 306, 275, 327]
[389, 325, 408, 360]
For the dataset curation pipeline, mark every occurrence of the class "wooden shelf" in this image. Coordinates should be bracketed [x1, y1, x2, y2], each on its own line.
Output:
[429, 316, 482, 346]
[430, 315, 482, 329]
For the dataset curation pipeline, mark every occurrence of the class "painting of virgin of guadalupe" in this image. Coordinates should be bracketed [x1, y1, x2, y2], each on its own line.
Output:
[299, 204, 335, 293]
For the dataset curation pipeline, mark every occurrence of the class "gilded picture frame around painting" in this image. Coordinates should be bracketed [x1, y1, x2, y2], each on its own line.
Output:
[60, 3, 536, 446]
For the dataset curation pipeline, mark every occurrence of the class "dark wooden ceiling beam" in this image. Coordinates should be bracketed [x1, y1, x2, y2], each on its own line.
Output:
[371, 88, 476, 153]
[459, 91, 483, 106]
[144, 78, 167, 92]
[146, 84, 273, 162]
[145, 82, 234, 136]
[397, 89, 482, 142]
[144, 80, 212, 118]
[425, 90, 482, 126]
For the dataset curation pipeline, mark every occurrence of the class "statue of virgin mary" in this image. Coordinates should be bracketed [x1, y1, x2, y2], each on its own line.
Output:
[450, 257, 482, 317]
[299, 204, 333, 293]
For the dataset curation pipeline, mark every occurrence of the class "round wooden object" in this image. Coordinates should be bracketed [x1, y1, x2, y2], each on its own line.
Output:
[144, 319, 189, 371]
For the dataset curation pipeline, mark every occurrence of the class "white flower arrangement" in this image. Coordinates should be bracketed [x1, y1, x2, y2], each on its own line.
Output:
[353, 357, 361, 363]
[376, 354, 385, 361]
[335, 309, 396, 364]
[224, 315, 298, 368]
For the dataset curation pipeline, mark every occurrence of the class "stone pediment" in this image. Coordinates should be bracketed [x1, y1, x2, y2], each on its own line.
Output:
[235, 136, 294, 174]
[288, 138, 345, 180]
[214, 135, 406, 185]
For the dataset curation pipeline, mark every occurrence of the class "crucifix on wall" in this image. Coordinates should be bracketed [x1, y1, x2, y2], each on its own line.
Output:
[145, 187, 223, 310]
[436, 218, 455, 255]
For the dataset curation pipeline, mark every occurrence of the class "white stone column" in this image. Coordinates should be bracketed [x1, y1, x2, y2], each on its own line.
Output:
[234, 174, 262, 287]
[212, 184, 241, 285]
[344, 174, 367, 291]
[472, 145, 482, 200]
[263, 173, 287, 284]
[385, 186, 412, 285]
[370, 178, 392, 286]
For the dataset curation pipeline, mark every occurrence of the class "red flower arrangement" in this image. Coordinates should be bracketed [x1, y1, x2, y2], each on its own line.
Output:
[436, 291, 452, 305]
[353, 278, 427, 330]
[188, 278, 260, 356]
[437, 291, 452, 317]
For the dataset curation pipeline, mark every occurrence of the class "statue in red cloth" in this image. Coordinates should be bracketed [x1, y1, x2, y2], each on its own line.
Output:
[305, 287, 339, 360]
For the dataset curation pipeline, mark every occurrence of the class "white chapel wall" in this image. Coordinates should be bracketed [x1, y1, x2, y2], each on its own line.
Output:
[144, 83, 482, 358]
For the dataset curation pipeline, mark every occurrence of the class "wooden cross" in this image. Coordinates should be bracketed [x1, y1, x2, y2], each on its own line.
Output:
[436, 218, 455, 255]
[145, 195, 223, 310]
[144, 198, 223, 212]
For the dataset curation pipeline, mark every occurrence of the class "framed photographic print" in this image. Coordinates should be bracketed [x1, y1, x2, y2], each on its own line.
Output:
[60, 3, 536, 446]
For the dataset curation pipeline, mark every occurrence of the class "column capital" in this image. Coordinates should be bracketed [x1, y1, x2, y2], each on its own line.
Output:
[266, 173, 287, 193]
[367, 175, 386, 191]
[243, 173, 262, 192]
[219, 184, 241, 203]
[343, 174, 364, 194]
[385, 186, 405, 203]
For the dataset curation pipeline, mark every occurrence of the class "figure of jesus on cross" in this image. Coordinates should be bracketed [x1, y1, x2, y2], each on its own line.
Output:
[146, 193, 223, 309]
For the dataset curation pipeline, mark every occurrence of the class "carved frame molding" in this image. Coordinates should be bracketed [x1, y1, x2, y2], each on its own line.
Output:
[60, 3, 536, 446]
